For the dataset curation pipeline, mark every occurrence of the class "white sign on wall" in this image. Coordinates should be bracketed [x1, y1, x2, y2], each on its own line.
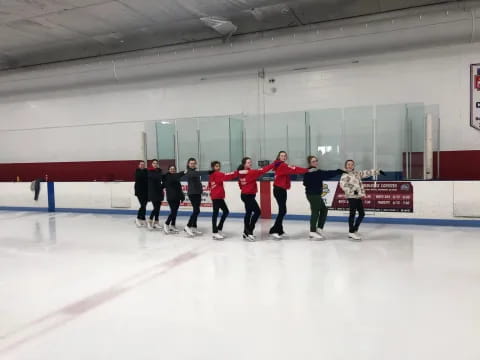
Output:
[470, 63, 480, 131]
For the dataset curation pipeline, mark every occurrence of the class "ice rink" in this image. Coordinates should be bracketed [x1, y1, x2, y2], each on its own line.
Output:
[0, 210, 479, 359]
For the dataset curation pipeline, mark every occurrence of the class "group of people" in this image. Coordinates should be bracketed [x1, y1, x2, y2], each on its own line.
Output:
[134, 151, 385, 241]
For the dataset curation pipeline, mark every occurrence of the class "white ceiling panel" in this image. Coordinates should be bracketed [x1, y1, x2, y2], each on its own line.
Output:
[0, 0, 459, 70]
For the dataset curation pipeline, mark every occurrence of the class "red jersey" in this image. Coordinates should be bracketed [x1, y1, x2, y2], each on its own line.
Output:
[238, 163, 275, 195]
[208, 171, 238, 200]
[273, 162, 308, 190]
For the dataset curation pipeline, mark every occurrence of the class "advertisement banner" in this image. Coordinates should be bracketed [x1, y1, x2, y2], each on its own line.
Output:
[329, 181, 414, 212]
[162, 181, 212, 208]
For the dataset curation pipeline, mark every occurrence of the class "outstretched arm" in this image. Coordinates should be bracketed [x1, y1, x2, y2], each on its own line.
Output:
[317, 169, 345, 179]
[222, 171, 239, 181]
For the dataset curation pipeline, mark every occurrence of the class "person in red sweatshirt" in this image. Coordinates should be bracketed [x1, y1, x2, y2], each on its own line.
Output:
[269, 151, 309, 239]
[208, 161, 239, 240]
[237, 157, 277, 241]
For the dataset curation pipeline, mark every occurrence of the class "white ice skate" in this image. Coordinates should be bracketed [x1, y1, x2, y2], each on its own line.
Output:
[192, 228, 202, 235]
[147, 220, 154, 230]
[135, 219, 144, 227]
[184, 226, 194, 236]
[163, 223, 170, 234]
[348, 232, 362, 241]
[270, 233, 282, 240]
[309, 232, 324, 240]
[212, 233, 225, 240]
[153, 221, 162, 230]
[316, 228, 324, 236]
[169, 225, 180, 233]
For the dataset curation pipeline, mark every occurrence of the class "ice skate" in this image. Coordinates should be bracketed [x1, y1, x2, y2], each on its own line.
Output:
[163, 223, 170, 234]
[212, 233, 225, 240]
[135, 218, 144, 227]
[184, 226, 194, 236]
[147, 220, 154, 230]
[270, 233, 282, 240]
[309, 232, 324, 240]
[192, 227, 202, 235]
[348, 232, 361, 241]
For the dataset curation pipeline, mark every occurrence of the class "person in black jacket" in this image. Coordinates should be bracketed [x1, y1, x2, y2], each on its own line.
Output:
[134, 161, 148, 227]
[163, 165, 185, 234]
[303, 156, 345, 240]
[183, 158, 203, 236]
[147, 159, 164, 230]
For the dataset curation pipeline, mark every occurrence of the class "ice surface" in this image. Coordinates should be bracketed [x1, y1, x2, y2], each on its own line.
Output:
[0, 211, 479, 360]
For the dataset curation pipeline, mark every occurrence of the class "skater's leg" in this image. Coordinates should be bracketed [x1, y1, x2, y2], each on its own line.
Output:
[187, 194, 201, 228]
[171, 200, 180, 226]
[307, 194, 321, 232]
[217, 200, 229, 231]
[354, 199, 365, 232]
[318, 197, 328, 230]
[212, 199, 221, 233]
[250, 197, 261, 234]
[270, 187, 287, 235]
[241, 194, 253, 235]
[137, 195, 147, 220]
[347, 199, 358, 233]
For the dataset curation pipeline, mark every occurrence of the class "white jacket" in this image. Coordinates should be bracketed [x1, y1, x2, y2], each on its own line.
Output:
[340, 169, 380, 199]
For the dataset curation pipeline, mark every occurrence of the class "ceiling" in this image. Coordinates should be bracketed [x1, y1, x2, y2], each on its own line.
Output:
[0, 0, 456, 70]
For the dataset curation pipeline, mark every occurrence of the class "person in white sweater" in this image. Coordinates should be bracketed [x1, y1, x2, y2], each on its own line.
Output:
[339, 160, 385, 240]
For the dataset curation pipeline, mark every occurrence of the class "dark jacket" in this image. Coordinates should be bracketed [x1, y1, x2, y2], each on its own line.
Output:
[163, 172, 185, 202]
[303, 168, 343, 196]
[147, 168, 164, 202]
[184, 168, 203, 195]
[134, 169, 148, 197]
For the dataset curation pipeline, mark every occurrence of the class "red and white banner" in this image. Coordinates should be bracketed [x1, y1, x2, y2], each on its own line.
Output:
[162, 181, 212, 208]
[329, 181, 414, 212]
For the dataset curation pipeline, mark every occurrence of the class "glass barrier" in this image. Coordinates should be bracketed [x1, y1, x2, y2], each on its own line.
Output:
[147, 102, 440, 179]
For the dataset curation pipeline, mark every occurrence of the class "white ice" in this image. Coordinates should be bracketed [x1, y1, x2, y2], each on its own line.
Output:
[0, 211, 479, 360]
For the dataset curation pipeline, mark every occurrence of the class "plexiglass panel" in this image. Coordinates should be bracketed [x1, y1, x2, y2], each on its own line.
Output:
[264, 113, 288, 161]
[175, 118, 198, 170]
[343, 106, 374, 170]
[376, 104, 407, 179]
[229, 117, 244, 172]
[198, 117, 230, 171]
[406, 103, 425, 179]
[308, 109, 343, 170]
[156, 121, 175, 160]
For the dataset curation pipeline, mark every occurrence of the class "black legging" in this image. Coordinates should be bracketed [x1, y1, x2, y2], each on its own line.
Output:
[241, 194, 261, 235]
[187, 194, 201, 228]
[269, 186, 287, 235]
[166, 199, 180, 226]
[136, 194, 148, 220]
[348, 198, 365, 233]
[149, 200, 161, 221]
[212, 199, 229, 233]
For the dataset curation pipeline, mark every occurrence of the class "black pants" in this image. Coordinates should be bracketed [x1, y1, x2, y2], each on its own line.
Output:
[166, 199, 180, 226]
[187, 194, 201, 228]
[136, 195, 148, 220]
[149, 200, 161, 221]
[212, 199, 229, 233]
[348, 198, 365, 233]
[241, 194, 261, 235]
[269, 186, 287, 235]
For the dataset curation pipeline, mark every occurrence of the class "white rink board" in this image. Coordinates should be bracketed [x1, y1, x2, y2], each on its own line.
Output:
[0, 183, 48, 208]
[1, 181, 479, 220]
